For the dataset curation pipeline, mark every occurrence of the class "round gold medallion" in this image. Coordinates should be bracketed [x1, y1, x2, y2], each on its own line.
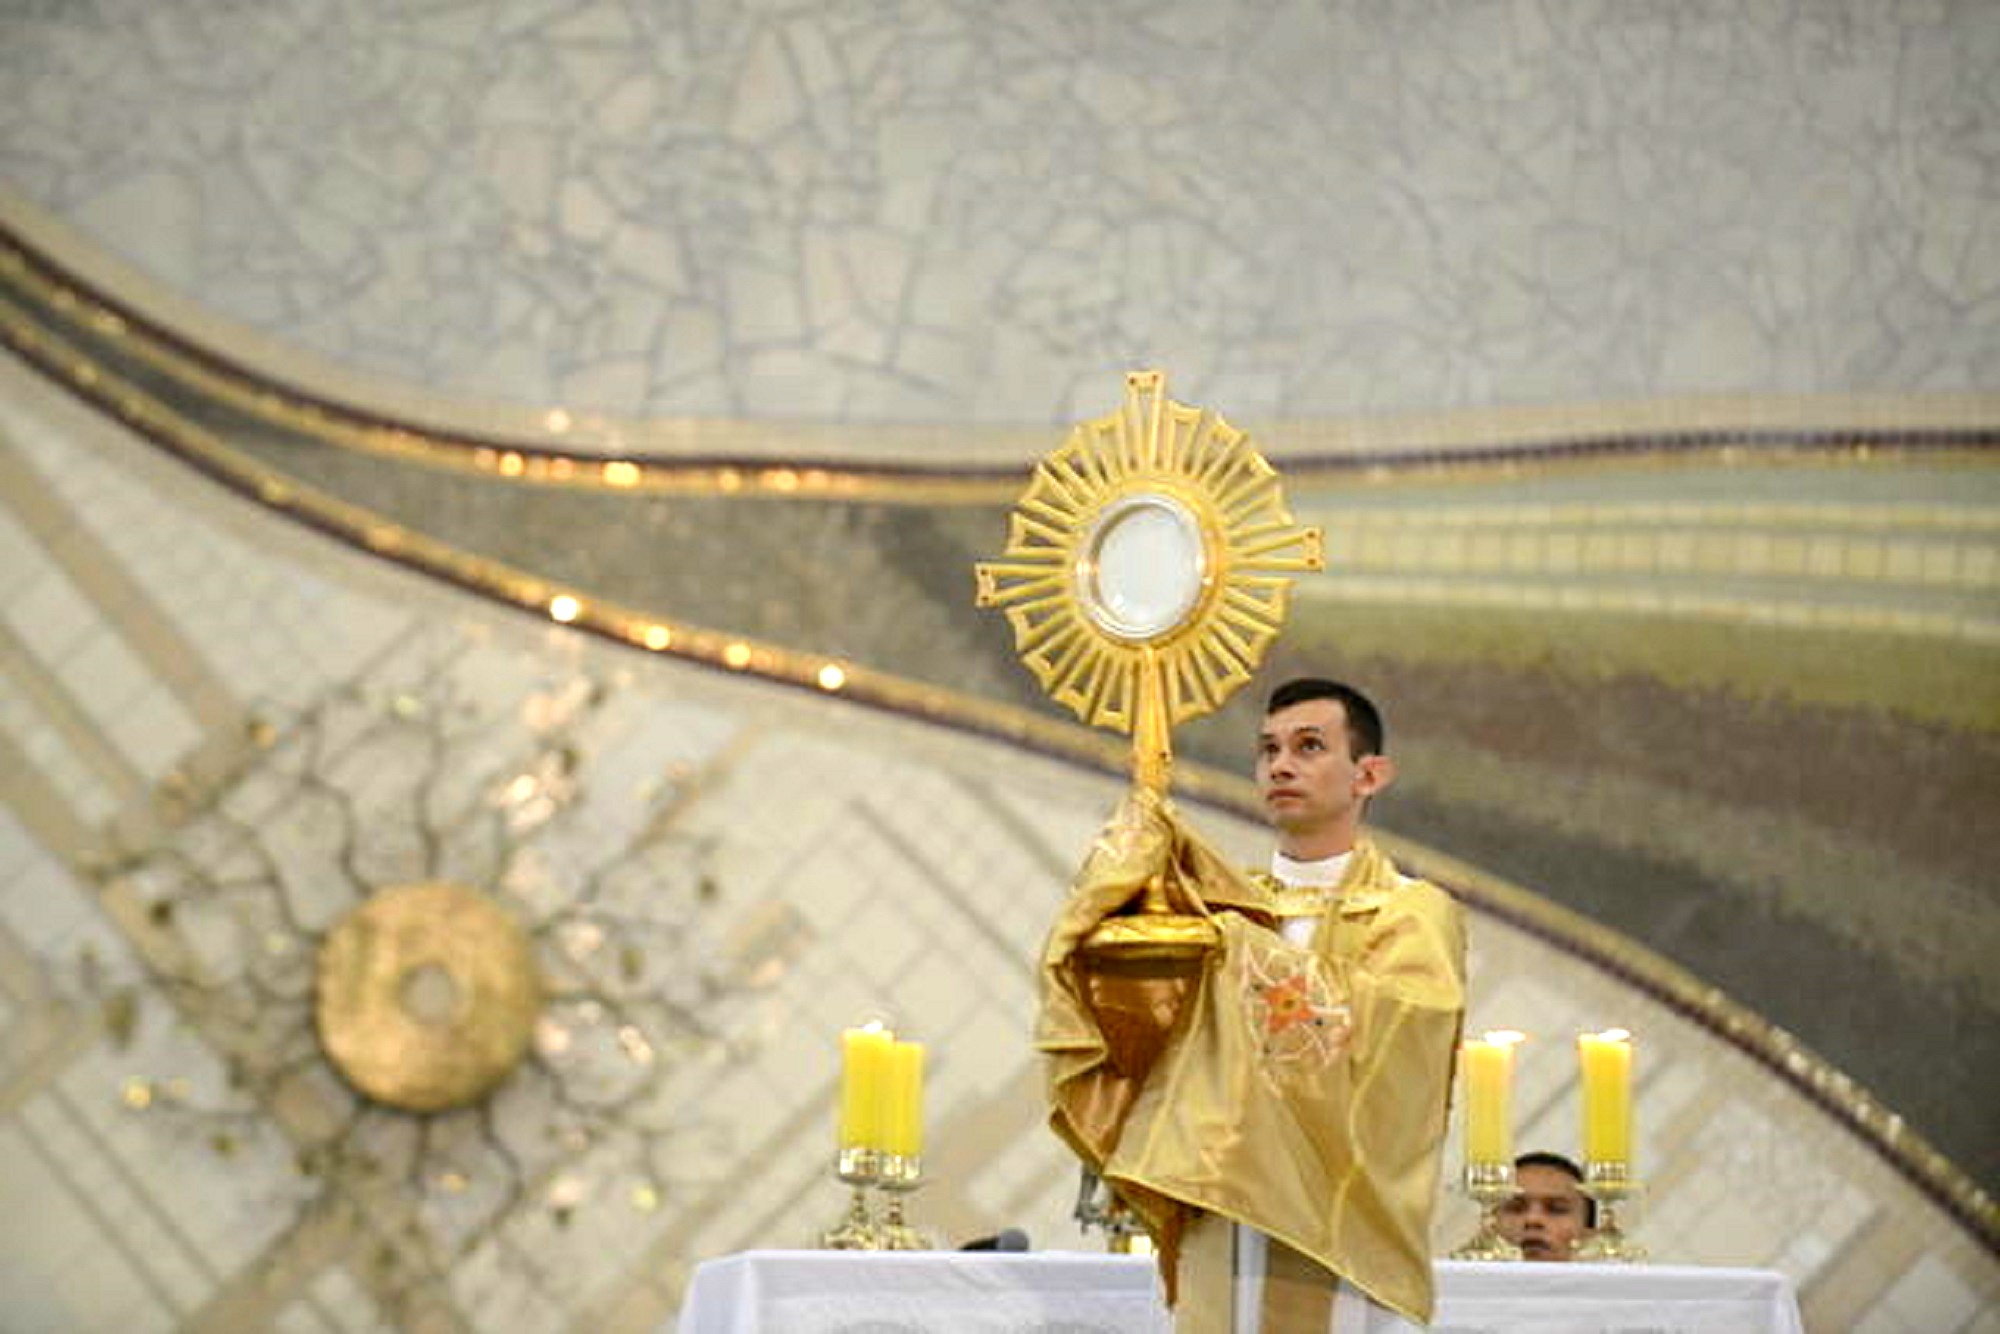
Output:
[315, 881, 542, 1113]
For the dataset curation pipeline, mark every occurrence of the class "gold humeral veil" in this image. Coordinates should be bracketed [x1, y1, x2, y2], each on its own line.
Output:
[1036, 789, 1465, 1323]
[977, 373, 1464, 1326]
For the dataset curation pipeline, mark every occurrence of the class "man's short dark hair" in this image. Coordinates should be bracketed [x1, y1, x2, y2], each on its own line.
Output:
[1264, 678, 1385, 759]
[1515, 1151, 1596, 1226]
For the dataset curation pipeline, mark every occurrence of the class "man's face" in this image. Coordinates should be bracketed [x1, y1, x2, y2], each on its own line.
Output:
[1497, 1164, 1591, 1261]
[1255, 697, 1380, 848]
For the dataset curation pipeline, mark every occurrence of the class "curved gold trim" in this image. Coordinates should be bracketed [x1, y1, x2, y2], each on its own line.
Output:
[0, 226, 1017, 503]
[2, 219, 1995, 508]
[3, 245, 1994, 1256]
[0, 283, 1136, 766]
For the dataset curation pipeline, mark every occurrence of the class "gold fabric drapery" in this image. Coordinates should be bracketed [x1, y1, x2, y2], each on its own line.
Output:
[1038, 792, 1466, 1323]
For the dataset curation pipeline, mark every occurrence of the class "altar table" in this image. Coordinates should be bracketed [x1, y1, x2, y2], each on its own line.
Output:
[674, 1250, 1806, 1333]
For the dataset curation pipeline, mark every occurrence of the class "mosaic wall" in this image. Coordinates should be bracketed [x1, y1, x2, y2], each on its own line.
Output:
[1, 0, 1996, 427]
[0, 1, 1996, 1330]
[1, 361, 1995, 1333]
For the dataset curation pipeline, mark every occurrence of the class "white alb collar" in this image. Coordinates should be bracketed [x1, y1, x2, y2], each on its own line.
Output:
[1271, 848, 1351, 890]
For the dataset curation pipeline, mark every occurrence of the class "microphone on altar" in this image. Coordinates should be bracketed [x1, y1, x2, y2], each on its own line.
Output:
[959, 1228, 1031, 1252]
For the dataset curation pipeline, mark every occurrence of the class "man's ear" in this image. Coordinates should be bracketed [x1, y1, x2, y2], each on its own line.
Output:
[1358, 753, 1396, 798]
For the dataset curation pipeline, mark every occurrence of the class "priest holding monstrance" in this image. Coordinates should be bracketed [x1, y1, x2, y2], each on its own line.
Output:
[978, 373, 1466, 1331]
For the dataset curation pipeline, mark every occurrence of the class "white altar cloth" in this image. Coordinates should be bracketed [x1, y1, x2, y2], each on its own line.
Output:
[674, 1250, 1805, 1333]
[1429, 1260, 1805, 1333]
[676, 1249, 1166, 1333]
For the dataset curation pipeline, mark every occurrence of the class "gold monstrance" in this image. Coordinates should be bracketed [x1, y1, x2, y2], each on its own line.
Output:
[975, 371, 1322, 968]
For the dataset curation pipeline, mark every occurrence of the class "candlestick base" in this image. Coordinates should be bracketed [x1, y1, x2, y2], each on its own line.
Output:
[1449, 1161, 1524, 1261]
[820, 1147, 885, 1250]
[1073, 1165, 1156, 1255]
[1576, 1160, 1646, 1263]
[877, 1153, 928, 1250]
[1105, 1212, 1156, 1256]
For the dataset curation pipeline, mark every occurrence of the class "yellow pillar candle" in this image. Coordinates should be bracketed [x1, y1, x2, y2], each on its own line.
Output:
[1462, 1030, 1524, 1165]
[839, 1024, 893, 1150]
[1578, 1028, 1635, 1165]
[883, 1040, 926, 1158]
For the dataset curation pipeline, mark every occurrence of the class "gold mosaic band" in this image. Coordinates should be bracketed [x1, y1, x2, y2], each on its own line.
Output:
[3, 218, 1996, 508]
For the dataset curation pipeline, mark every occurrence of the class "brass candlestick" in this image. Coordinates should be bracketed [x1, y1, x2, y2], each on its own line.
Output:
[820, 1147, 884, 1249]
[1103, 1203, 1155, 1256]
[1449, 1161, 1524, 1260]
[1576, 1160, 1645, 1262]
[1073, 1166, 1156, 1255]
[876, 1152, 928, 1250]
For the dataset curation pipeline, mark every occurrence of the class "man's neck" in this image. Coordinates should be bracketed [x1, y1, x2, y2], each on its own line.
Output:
[1278, 829, 1359, 861]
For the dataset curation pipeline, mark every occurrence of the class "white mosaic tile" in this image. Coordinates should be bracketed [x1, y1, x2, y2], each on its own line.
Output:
[273, 1300, 336, 1334]
[10, 1101, 191, 1332]
[304, 1264, 397, 1334]
[0, 509, 48, 601]
[0, 699, 113, 828]
[1867, 1253, 1985, 1331]
[0, 839, 123, 963]
[5, 557, 100, 664]
[103, 679, 203, 780]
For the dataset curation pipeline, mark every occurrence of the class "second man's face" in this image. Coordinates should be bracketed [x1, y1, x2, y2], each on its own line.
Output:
[1497, 1164, 1592, 1260]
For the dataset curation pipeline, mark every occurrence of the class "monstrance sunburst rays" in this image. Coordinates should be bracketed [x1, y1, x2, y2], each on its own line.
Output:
[975, 371, 1322, 744]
